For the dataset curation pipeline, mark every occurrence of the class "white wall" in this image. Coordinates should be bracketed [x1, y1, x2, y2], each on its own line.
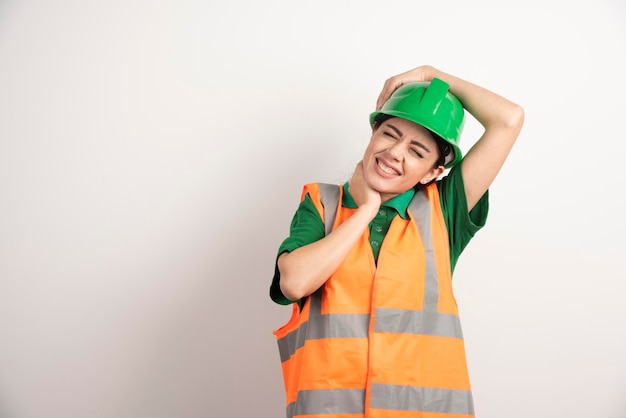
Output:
[0, 1, 624, 417]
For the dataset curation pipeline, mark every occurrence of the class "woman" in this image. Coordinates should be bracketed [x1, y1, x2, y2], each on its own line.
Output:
[270, 65, 524, 418]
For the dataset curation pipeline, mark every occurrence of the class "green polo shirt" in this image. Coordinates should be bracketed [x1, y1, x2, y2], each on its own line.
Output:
[270, 163, 489, 305]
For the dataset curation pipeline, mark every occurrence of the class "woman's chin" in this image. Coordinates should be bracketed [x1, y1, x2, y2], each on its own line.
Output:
[367, 178, 399, 194]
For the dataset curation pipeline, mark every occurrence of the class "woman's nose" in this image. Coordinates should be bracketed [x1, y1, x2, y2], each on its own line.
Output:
[387, 141, 405, 161]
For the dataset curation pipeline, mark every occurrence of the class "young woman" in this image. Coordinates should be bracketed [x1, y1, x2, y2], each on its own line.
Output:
[270, 65, 524, 418]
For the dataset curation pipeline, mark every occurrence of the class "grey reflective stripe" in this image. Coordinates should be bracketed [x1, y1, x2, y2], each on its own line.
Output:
[375, 307, 463, 339]
[370, 383, 474, 415]
[409, 191, 440, 311]
[317, 183, 340, 236]
[287, 388, 365, 417]
[277, 290, 370, 363]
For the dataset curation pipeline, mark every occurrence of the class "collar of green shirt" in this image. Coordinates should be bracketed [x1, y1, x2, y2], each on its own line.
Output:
[341, 183, 415, 220]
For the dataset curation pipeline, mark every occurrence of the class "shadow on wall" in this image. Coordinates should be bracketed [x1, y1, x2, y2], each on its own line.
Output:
[115, 119, 340, 418]
[0, 396, 17, 418]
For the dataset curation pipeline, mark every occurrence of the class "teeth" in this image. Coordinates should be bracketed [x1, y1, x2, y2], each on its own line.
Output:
[377, 160, 396, 175]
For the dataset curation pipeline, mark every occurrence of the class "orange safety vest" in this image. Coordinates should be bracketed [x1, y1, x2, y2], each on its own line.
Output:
[274, 182, 474, 418]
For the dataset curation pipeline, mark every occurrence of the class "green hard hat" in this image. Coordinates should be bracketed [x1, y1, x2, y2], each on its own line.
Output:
[369, 78, 465, 168]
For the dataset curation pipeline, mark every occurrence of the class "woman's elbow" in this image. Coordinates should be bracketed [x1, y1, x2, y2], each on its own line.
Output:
[277, 254, 306, 301]
[506, 104, 525, 131]
[280, 279, 304, 302]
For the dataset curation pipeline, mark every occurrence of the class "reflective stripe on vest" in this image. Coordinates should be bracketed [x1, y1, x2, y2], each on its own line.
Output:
[274, 183, 474, 418]
[287, 385, 473, 416]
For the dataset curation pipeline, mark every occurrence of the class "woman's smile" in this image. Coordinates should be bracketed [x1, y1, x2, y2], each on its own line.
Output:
[375, 158, 400, 177]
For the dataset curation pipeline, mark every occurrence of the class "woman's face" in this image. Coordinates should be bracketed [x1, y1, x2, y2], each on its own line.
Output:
[362, 117, 444, 201]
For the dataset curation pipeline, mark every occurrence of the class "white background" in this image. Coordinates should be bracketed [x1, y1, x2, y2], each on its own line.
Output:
[0, 1, 625, 417]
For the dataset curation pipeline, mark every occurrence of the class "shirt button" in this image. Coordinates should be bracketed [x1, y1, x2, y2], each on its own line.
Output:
[371, 240, 380, 247]
[375, 226, 383, 232]
[378, 209, 386, 216]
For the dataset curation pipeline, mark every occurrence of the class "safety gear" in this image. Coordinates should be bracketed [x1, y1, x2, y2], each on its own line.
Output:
[274, 182, 475, 418]
[370, 78, 465, 168]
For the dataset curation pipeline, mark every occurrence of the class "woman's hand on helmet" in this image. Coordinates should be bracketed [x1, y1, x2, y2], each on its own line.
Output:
[376, 65, 436, 110]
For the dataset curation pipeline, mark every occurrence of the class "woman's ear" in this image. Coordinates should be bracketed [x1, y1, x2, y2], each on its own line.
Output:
[419, 165, 445, 184]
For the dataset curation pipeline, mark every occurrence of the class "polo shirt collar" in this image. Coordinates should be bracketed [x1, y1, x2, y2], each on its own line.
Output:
[341, 183, 415, 220]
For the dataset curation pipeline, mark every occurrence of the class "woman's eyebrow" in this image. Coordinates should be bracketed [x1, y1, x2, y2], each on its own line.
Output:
[411, 140, 431, 153]
[387, 123, 403, 138]
[387, 123, 431, 153]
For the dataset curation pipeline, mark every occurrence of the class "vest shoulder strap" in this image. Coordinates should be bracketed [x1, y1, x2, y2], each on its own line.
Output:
[317, 183, 340, 236]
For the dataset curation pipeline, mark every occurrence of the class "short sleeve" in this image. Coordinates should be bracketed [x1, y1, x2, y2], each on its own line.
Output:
[437, 163, 489, 273]
[269, 193, 325, 305]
